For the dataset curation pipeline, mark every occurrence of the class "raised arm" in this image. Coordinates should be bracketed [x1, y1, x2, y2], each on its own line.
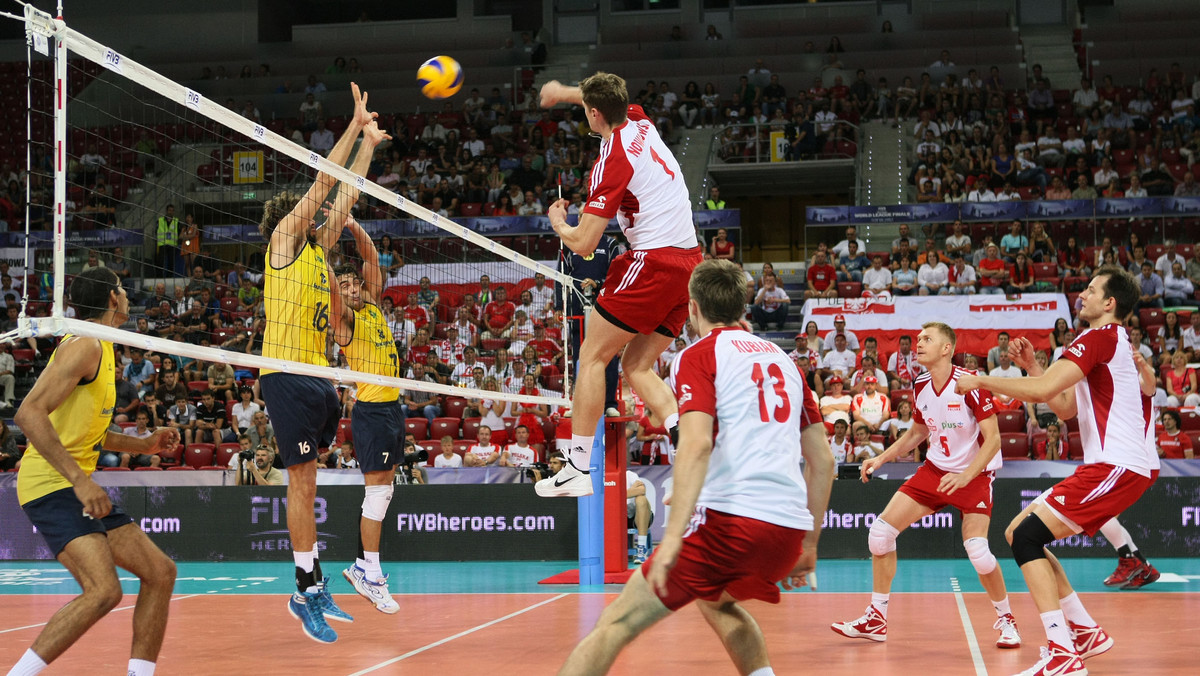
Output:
[316, 119, 390, 252]
[540, 81, 585, 108]
[345, 217, 382, 302]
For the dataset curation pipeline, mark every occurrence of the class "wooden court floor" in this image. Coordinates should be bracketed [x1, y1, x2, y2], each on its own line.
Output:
[0, 559, 1196, 675]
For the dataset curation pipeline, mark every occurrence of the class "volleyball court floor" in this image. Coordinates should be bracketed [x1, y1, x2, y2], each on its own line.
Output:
[1, 558, 1197, 675]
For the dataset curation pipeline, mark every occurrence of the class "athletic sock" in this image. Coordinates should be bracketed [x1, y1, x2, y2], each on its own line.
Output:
[1059, 592, 1097, 628]
[127, 658, 156, 676]
[569, 434, 594, 470]
[294, 550, 317, 593]
[363, 551, 383, 582]
[993, 596, 1012, 617]
[1115, 544, 1133, 559]
[1040, 609, 1072, 648]
[311, 545, 323, 584]
[1132, 548, 1147, 564]
[664, 412, 680, 446]
[870, 593, 890, 619]
[8, 649, 47, 676]
[637, 535, 648, 548]
[747, 668, 775, 676]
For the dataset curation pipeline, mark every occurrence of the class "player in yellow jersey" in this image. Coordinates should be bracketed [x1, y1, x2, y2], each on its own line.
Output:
[7, 268, 180, 676]
[332, 215, 402, 615]
[256, 82, 389, 644]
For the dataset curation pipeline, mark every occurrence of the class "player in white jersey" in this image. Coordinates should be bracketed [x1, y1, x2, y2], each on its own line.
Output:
[832, 322, 1020, 649]
[536, 72, 703, 499]
[556, 260, 835, 676]
[955, 266, 1156, 676]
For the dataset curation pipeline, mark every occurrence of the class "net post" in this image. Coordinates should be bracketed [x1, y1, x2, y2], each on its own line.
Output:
[50, 14, 66, 318]
[576, 417, 605, 585]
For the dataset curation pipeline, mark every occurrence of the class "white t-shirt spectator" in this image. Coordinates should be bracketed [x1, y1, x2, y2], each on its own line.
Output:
[231, 401, 261, 432]
[862, 267, 893, 292]
[822, 330, 860, 351]
[945, 233, 971, 252]
[989, 365, 1023, 378]
[505, 443, 537, 467]
[823, 348, 858, 376]
[968, 188, 997, 202]
[820, 393, 852, 425]
[434, 452, 463, 468]
[756, 286, 790, 310]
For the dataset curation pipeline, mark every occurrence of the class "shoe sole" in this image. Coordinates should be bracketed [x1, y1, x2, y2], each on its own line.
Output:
[830, 624, 886, 642]
[287, 600, 337, 644]
[343, 569, 401, 615]
[996, 639, 1021, 649]
[534, 486, 594, 497]
[1076, 635, 1114, 659]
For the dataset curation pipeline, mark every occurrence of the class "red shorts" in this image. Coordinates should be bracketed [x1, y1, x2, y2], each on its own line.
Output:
[595, 246, 703, 337]
[1038, 463, 1157, 535]
[643, 507, 805, 612]
[897, 463, 995, 516]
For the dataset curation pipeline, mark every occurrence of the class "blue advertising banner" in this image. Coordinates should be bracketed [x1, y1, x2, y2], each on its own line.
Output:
[1096, 197, 1161, 218]
[805, 206, 851, 225]
[1025, 199, 1093, 219]
[959, 200, 1027, 221]
[1162, 196, 1200, 215]
[849, 202, 959, 224]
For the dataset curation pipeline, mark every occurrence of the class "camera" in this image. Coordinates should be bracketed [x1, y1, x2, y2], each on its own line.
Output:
[525, 462, 549, 480]
[238, 449, 254, 461]
[401, 447, 428, 467]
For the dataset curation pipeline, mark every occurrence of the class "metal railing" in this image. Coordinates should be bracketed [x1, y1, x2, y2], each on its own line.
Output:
[706, 119, 861, 166]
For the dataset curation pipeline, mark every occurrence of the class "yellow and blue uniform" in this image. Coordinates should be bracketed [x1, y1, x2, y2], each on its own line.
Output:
[259, 240, 341, 467]
[344, 303, 403, 472]
[19, 336, 134, 555]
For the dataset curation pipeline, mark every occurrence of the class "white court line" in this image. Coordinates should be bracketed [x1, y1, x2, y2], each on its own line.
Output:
[347, 593, 569, 676]
[950, 577, 988, 676]
[0, 593, 202, 635]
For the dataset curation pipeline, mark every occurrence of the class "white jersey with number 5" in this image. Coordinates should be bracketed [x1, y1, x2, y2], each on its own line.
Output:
[583, 105, 697, 251]
[670, 327, 822, 531]
[911, 367, 1001, 473]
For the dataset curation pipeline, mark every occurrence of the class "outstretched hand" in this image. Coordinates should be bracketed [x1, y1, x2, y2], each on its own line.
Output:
[351, 82, 377, 128]
[363, 119, 391, 146]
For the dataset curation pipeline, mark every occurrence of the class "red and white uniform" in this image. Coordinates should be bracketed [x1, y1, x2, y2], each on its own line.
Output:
[829, 434, 853, 463]
[1034, 324, 1160, 534]
[585, 105, 696, 251]
[646, 327, 821, 611]
[1157, 430, 1192, 459]
[403, 304, 430, 330]
[911, 368, 1001, 473]
[435, 339, 466, 365]
[505, 443, 537, 467]
[483, 300, 516, 331]
[467, 443, 499, 464]
[851, 390, 891, 428]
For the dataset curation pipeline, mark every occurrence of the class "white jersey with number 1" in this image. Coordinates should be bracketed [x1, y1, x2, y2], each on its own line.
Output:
[911, 367, 1001, 474]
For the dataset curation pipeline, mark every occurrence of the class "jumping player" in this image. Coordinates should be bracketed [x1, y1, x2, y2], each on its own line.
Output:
[7, 269, 180, 676]
[535, 72, 702, 497]
[833, 322, 1020, 648]
[331, 213, 402, 615]
[257, 82, 387, 643]
[956, 266, 1157, 676]
[555, 259, 835, 675]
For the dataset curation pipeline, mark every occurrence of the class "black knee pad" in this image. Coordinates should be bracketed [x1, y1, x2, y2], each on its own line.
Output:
[1010, 513, 1055, 566]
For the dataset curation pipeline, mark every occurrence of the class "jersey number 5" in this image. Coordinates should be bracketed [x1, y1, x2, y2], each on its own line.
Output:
[751, 362, 792, 423]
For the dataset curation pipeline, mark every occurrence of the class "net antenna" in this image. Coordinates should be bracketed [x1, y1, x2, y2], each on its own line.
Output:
[8, 3, 587, 408]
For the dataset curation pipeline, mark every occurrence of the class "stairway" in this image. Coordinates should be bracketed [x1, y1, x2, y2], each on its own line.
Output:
[858, 119, 907, 206]
[1019, 25, 1081, 90]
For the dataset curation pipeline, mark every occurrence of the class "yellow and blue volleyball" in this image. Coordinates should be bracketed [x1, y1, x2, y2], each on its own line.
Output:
[417, 56, 463, 99]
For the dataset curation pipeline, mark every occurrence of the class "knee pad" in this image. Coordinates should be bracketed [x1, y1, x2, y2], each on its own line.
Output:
[1010, 514, 1054, 566]
[868, 519, 899, 557]
[964, 536, 998, 575]
[361, 484, 394, 522]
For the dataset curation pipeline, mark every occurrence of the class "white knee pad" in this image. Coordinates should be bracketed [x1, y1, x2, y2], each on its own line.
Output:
[361, 484, 394, 522]
[964, 536, 998, 575]
[867, 519, 899, 557]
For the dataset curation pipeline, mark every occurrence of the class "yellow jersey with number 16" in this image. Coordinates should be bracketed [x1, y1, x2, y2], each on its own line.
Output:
[344, 303, 400, 402]
[17, 336, 115, 505]
[262, 240, 331, 373]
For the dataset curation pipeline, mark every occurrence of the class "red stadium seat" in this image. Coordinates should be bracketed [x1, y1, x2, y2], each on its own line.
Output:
[453, 440, 473, 457]
[837, 282, 863, 298]
[430, 417, 461, 440]
[220, 296, 239, 313]
[1187, 431, 1200, 451]
[889, 389, 914, 409]
[1032, 262, 1058, 279]
[1139, 308, 1165, 331]
[134, 466, 163, 471]
[159, 444, 184, 466]
[481, 338, 508, 353]
[337, 417, 353, 443]
[187, 380, 209, 393]
[215, 443, 240, 468]
[461, 417, 481, 440]
[996, 410, 1026, 434]
[1180, 411, 1200, 431]
[459, 202, 482, 217]
[184, 443, 215, 469]
[1000, 434, 1029, 459]
[1067, 433, 1083, 461]
[405, 418, 429, 441]
[444, 397, 469, 419]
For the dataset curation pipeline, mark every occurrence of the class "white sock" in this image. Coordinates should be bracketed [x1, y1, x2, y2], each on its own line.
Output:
[294, 550, 317, 593]
[637, 535, 648, 548]
[363, 551, 383, 581]
[1040, 609, 1072, 648]
[569, 434, 594, 470]
[127, 658, 156, 676]
[1059, 592, 1097, 627]
[663, 412, 679, 430]
[870, 592, 890, 619]
[8, 649, 47, 676]
[993, 596, 1012, 617]
[747, 668, 775, 676]
[1099, 519, 1129, 551]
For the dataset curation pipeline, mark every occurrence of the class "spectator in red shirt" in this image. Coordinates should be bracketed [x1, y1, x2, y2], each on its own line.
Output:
[1033, 420, 1066, 460]
[403, 292, 430, 330]
[407, 327, 433, 364]
[805, 250, 837, 298]
[483, 286, 517, 339]
[528, 323, 564, 368]
[1158, 410, 1194, 459]
[976, 243, 1009, 294]
[828, 75, 851, 114]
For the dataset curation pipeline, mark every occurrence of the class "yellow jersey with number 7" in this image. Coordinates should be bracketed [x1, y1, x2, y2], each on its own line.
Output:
[262, 240, 331, 372]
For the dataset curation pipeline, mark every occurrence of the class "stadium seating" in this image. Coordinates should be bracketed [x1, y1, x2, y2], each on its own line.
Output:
[184, 443, 215, 469]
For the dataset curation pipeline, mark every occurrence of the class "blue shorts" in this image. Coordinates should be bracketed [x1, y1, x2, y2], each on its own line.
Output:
[22, 487, 134, 557]
[351, 399, 402, 473]
[260, 372, 340, 468]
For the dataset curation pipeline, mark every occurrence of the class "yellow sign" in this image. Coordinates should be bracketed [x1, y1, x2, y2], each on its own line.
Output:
[770, 131, 789, 162]
[233, 151, 263, 184]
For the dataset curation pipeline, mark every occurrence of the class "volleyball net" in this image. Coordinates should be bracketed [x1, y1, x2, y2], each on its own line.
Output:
[9, 3, 576, 412]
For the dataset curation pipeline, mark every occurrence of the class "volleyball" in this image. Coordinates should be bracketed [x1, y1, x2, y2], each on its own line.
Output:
[417, 55, 463, 99]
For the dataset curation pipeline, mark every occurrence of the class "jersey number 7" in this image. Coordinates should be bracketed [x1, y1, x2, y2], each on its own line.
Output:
[751, 362, 792, 423]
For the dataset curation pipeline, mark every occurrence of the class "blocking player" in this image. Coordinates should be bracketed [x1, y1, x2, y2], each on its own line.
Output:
[257, 82, 387, 643]
[535, 72, 702, 498]
[331, 215, 401, 615]
[556, 259, 835, 676]
[832, 322, 1019, 649]
[955, 266, 1157, 676]
[8, 269, 180, 676]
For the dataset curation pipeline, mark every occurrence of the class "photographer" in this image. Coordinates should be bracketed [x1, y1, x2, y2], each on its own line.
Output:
[236, 444, 283, 486]
[395, 438, 428, 485]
